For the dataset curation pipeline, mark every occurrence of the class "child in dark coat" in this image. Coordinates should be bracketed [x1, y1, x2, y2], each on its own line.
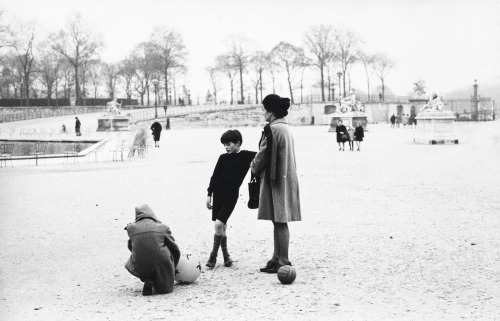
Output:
[125, 204, 180, 295]
[205, 130, 256, 268]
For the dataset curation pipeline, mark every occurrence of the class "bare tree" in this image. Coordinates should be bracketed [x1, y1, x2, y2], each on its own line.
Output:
[120, 58, 136, 99]
[168, 65, 186, 105]
[229, 39, 251, 104]
[86, 60, 102, 99]
[249, 50, 267, 103]
[264, 52, 280, 95]
[102, 62, 120, 99]
[215, 53, 238, 105]
[0, 9, 12, 48]
[0, 53, 21, 99]
[38, 40, 63, 106]
[271, 41, 306, 104]
[335, 28, 360, 98]
[357, 51, 376, 101]
[7, 22, 37, 106]
[149, 27, 187, 105]
[304, 25, 336, 102]
[206, 66, 220, 105]
[129, 42, 155, 105]
[373, 53, 395, 101]
[50, 14, 102, 105]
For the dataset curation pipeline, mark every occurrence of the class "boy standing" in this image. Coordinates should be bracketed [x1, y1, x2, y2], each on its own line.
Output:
[206, 130, 256, 268]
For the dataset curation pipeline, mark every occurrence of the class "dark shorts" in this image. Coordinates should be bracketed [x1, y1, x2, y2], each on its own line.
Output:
[212, 191, 239, 224]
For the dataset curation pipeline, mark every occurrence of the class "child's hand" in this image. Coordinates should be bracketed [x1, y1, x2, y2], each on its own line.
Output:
[206, 196, 212, 210]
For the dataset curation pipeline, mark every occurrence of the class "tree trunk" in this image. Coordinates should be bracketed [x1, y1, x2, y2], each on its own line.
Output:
[239, 66, 244, 103]
[286, 67, 294, 105]
[320, 64, 325, 102]
[259, 70, 263, 103]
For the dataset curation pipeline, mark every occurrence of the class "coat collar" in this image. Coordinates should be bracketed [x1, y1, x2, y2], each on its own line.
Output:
[269, 117, 287, 126]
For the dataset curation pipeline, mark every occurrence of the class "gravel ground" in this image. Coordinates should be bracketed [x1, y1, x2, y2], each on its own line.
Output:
[0, 117, 499, 321]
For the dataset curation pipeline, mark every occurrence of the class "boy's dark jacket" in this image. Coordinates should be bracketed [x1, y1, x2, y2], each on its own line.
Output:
[124, 205, 180, 291]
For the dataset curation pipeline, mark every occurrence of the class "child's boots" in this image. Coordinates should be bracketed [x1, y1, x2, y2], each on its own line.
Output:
[221, 236, 233, 267]
[206, 234, 223, 267]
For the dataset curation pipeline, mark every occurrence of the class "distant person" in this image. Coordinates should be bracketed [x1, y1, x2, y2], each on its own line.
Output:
[163, 105, 167, 115]
[379, 92, 383, 102]
[166, 117, 170, 130]
[124, 204, 180, 296]
[336, 120, 348, 151]
[150, 120, 162, 148]
[390, 114, 396, 128]
[354, 121, 365, 151]
[396, 115, 401, 128]
[206, 130, 256, 268]
[61, 124, 66, 134]
[75, 117, 81, 136]
[347, 126, 355, 151]
[402, 114, 409, 128]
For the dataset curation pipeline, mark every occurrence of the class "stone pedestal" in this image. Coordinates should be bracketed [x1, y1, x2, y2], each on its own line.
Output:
[328, 112, 368, 132]
[414, 111, 458, 144]
[97, 115, 131, 132]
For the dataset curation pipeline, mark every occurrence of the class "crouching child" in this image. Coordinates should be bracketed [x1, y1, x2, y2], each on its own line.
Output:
[125, 204, 180, 295]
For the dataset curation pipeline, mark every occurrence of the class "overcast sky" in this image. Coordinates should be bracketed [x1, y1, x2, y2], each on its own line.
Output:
[2, 0, 500, 100]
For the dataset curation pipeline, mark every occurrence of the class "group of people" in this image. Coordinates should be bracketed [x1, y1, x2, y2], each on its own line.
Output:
[390, 114, 417, 129]
[335, 120, 364, 151]
[125, 94, 302, 295]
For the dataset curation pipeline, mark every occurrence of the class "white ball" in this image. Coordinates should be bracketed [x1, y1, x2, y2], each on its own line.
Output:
[175, 254, 201, 283]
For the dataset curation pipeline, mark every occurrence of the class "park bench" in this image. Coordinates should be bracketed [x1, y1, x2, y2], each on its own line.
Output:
[0, 143, 14, 168]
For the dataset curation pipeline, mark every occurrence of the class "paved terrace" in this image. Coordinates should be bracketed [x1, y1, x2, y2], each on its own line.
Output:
[0, 115, 499, 320]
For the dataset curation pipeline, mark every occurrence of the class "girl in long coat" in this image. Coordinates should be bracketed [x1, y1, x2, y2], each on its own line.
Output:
[354, 121, 365, 151]
[251, 94, 301, 274]
[125, 204, 180, 295]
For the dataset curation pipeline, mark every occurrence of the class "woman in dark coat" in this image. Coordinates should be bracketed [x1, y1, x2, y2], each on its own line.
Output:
[336, 120, 348, 151]
[125, 204, 180, 295]
[354, 121, 365, 151]
[150, 120, 162, 147]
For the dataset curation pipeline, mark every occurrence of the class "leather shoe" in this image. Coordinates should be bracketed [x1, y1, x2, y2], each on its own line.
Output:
[260, 260, 278, 273]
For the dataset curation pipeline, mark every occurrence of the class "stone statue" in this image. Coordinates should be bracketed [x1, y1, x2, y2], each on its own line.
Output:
[339, 89, 364, 113]
[106, 98, 122, 115]
[420, 93, 444, 112]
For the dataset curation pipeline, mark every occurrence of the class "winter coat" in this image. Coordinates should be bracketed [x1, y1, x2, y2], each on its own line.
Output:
[251, 118, 301, 223]
[151, 122, 162, 141]
[336, 125, 348, 143]
[125, 204, 180, 294]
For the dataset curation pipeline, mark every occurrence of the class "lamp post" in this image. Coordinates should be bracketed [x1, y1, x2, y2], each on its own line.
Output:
[337, 72, 342, 99]
[152, 78, 159, 118]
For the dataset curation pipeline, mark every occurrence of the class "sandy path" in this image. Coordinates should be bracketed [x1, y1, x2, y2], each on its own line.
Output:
[0, 120, 499, 320]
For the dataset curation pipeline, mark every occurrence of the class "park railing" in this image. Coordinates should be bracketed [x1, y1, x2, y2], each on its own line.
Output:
[0, 106, 107, 123]
[128, 104, 260, 123]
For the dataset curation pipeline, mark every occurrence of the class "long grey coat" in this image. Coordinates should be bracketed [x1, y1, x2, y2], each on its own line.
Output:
[125, 204, 180, 294]
[251, 118, 301, 223]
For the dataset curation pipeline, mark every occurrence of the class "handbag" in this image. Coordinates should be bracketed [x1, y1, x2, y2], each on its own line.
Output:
[341, 134, 348, 140]
[248, 172, 260, 209]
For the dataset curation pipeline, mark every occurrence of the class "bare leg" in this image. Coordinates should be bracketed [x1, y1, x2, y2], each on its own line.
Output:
[272, 224, 280, 262]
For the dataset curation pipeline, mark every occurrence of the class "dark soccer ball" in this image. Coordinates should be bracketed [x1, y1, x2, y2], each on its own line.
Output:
[277, 265, 296, 285]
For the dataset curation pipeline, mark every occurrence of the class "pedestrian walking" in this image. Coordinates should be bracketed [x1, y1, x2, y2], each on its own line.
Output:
[336, 120, 348, 151]
[150, 120, 162, 147]
[347, 126, 355, 151]
[75, 117, 81, 136]
[354, 121, 364, 151]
